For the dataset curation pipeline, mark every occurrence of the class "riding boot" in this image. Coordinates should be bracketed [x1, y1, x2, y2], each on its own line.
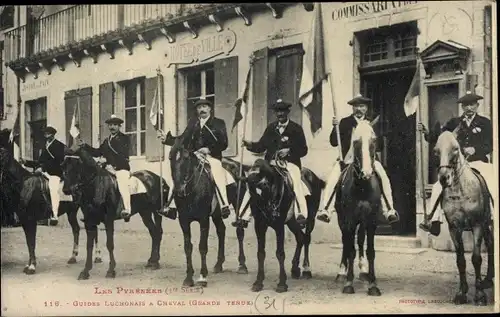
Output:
[419, 182, 443, 236]
[232, 190, 251, 229]
[158, 191, 177, 220]
[373, 161, 399, 224]
[317, 162, 342, 223]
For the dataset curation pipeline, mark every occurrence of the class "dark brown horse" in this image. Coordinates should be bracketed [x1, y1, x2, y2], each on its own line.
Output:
[241, 155, 324, 293]
[61, 145, 167, 280]
[335, 121, 383, 296]
[433, 131, 494, 305]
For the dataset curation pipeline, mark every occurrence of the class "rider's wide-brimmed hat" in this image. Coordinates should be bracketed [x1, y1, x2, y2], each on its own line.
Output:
[105, 114, 124, 125]
[44, 126, 57, 135]
[272, 99, 292, 111]
[347, 94, 371, 106]
[194, 98, 214, 108]
[457, 91, 483, 105]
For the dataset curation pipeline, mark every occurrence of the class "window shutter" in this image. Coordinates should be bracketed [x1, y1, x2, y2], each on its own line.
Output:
[145, 76, 164, 162]
[251, 47, 270, 139]
[65, 87, 92, 147]
[99, 82, 114, 144]
[214, 56, 239, 157]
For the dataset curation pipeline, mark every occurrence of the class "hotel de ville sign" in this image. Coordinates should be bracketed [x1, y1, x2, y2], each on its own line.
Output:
[165, 29, 237, 67]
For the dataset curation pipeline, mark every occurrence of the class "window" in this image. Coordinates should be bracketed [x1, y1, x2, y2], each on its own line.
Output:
[26, 98, 47, 160]
[186, 65, 215, 119]
[0, 6, 15, 30]
[123, 79, 146, 157]
[0, 41, 3, 120]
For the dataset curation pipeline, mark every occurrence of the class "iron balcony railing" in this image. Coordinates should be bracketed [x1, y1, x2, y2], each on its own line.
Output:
[3, 4, 211, 63]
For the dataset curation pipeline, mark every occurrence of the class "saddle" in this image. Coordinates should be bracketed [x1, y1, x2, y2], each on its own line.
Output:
[270, 163, 312, 196]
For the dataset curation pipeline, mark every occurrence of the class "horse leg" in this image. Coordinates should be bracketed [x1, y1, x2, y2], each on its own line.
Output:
[342, 229, 356, 294]
[153, 211, 164, 268]
[286, 220, 304, 280]
[93, 228, 102, 263]
[357, 225, 369, 281]
[251, 220, 267, 292]
[196, 218, 210, 287]
[366, 224, 381, 296]
[471, 226, 487, 306]
[67, 205, 80, 264]
[22, 219, 37, 275]
[180, 218, 194, 287]
[480, 223, 494, 290]
[104, 217, 116, 278]
[78, 223, 97, 280]
[302, 227, 313, 279]
[140, 208, 160, 269]
[211, 214, 226, 274]
[336, 229, 348, 282]
[236, 227, 248, 274]
[449, 227, 468, 304]
[275, 226, 288, 293]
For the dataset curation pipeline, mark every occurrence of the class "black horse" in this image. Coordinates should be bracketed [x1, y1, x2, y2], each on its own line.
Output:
[168, 134, 252, 287]
[0, 129, 93, 274]
[242, 155, 324, 293]
[61, 145, 167, 280]
[335, 120, 384, 296]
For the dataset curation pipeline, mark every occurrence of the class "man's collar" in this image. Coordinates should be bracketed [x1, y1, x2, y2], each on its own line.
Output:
[463, 113, 477, 121]
[277, 119, 290, 127]
[46, 138, 55, 146]
[353, 115, 366, 122]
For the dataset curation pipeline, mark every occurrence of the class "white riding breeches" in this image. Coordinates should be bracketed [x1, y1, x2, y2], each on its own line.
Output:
[116, 170, 132, 212]
[205, 155, 230, 207]
[430, 161, 495, 223]
[48, 175, 61, 218]
[286, 162, 308, 219]
[373, 160, 394, 212]
[320, 161, 342, 211]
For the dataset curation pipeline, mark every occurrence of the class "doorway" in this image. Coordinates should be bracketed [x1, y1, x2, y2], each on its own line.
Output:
[361, 69, 417, 235]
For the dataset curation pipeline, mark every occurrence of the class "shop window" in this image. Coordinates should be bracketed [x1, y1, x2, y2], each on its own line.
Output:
[0, 6, 15, 30]
[123, 78, 146, 157]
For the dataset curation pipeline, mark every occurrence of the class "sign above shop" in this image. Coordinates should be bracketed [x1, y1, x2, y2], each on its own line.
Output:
[21, 78, 49, 93]
[165, 29, 237, 67]
[332, 1, 418, 21]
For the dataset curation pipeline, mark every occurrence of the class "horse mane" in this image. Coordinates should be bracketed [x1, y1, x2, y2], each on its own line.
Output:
[351, 120, 376, 143]
[436, 130, 461, 149]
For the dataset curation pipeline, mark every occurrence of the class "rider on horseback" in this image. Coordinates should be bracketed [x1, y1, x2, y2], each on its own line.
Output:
[20, 126, 68, 224]
[158, 98, 235, 218]
[78, 114, 132, 220]
[234, 99, 309, 228]
[418, 91, 494, 236]
[316, 94, 399, 224]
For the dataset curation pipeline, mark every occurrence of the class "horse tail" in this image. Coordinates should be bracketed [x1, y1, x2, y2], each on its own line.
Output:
[20, 175, 51, 220]
[132, 170, 169, 208]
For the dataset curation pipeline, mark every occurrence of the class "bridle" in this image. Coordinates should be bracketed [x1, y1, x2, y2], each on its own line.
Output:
[61, 155, 97, 194]
[171, 148, 209, 198]
[351, 137, 376, 180]
[437, 151, 469, 187]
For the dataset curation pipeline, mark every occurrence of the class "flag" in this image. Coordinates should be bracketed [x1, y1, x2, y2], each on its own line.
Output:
[299, 2, 328, 135]
[232, 64, 252, 132]
[9, 109, 20, 144]
[404, 60, 421, 117]
[149, 84, 164, 131]
[69, 100, 80, 138]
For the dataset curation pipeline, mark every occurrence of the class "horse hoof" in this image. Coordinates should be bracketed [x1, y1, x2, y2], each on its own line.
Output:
[302, 271, 312, 279]
[367, 286, 381, 296]
[336, 274, 346, 283]
[150, 262, 160, 270]
[106, 270, 116, 278]
[474, 291, 487, 306]
[26, 268, 36, 275]
[213, 264, 224, 274]
[23, 266, 29, 274]
[359, 272, 369, 281]
[342, 285, 355, 294]
[252, 283, 263, 292]
[291, 268, 301, 279]
[453, 294, 468, 305]
[196, 280, 208, 288]
[67, 257, 77, 264]
[78, 271, 90, 280]
[49, 219, 59, 226]
[480, 279, 494, 290]
[275, 284, 288, 293]
[236, 265, 248, 275]
[183, 279, 194, 287]
[94, 257, 103, 264]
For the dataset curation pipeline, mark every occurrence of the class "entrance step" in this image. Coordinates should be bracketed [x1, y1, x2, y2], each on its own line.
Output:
[329, 236, 423, 253]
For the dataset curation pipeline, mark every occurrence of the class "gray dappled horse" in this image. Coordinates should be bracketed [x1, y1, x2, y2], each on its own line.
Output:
[433, 131, 494, 305]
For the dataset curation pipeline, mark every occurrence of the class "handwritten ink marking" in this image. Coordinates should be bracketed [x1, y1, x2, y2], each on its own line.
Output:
[254, 291, 286, 315]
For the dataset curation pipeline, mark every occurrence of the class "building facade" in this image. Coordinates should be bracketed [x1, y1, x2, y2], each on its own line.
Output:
[1, 3, 496, 249]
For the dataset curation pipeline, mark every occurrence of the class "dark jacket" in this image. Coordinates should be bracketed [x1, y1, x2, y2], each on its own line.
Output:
[246, 120, 308, 169]
[330, 115, 382, 159]
[24, 138, 67, 177]
[425, 114, 492, 163]
[163, 116, 228, 160]
[85, 132, 131, 171]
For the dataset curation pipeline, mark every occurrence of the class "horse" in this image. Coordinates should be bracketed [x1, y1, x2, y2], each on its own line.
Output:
[241, 154, 324, 293]
[433, 131, 494, 305]
[61, 145, 167, 280]
[0, 137, 101, 274]
[334, 120, 384, 296]
[168, 134, 253, 287]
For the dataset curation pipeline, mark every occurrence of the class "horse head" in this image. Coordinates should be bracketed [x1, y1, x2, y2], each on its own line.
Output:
[60, 145, 96, 196]
[245, 159, 276, 196]
[169, 134, 198, 197]
[351, 120, 377, 180]
[434, 131, 464, 188]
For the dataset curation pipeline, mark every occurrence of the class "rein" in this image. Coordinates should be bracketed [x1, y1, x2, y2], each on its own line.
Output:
[63, 155, 98, 193]
[173, 150, 209, 198]
[438, 153, 470, 187]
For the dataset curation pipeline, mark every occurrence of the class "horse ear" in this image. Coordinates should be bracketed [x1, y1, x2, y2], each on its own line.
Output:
[370, 115, 380, 127]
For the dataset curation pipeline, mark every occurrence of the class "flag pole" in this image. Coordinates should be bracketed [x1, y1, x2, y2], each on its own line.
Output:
[327, 72, 343, 161]
[157, 66, 164, 213]
[415, 59, 428, 225]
